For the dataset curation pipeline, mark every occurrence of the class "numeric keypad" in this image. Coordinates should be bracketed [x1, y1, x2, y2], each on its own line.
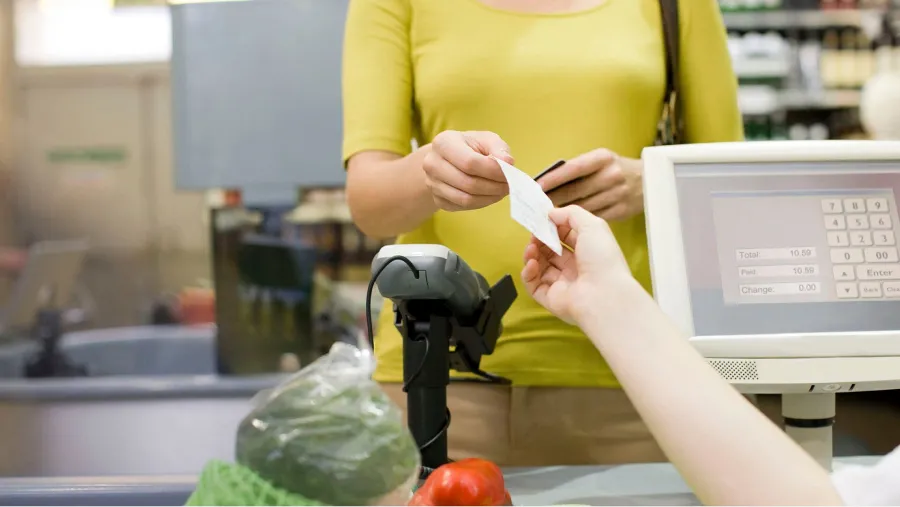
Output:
[823, 194, 900, 300]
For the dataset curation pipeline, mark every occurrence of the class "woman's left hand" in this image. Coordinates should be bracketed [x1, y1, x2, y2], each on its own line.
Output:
[536, 149, 644, 221]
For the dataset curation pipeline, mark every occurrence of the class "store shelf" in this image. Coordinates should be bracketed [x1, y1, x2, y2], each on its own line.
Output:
[739, 86, 861, 115]
[734, 58, 792, 78]
[723, 9, 882, 30]
[778, 89, 862, 109]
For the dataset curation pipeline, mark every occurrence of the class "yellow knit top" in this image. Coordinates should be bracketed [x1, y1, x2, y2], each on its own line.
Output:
[342, 0, 744, 387]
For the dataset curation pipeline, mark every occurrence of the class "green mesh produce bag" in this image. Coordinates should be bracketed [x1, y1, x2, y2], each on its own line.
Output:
[186, 460, 323, 506]
[187, 342, 420, 506]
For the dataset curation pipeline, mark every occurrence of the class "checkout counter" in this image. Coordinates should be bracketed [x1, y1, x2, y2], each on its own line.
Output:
[1, 140, 899, 503]
[0, 325, 285, 477]
[0, 239, 292, 477]
[0, 458, 883, 506]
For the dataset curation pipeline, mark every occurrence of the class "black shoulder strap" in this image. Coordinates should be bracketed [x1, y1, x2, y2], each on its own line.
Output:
[658, 0, 684, 143]
[659, 0, 679, 99]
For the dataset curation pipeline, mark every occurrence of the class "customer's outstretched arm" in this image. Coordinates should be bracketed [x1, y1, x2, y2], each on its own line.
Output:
[522, 205, 843, 506]
[578, 280, 842, 506]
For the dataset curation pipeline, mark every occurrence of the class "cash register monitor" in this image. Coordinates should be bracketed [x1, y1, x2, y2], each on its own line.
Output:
[642, 140, 900, 470]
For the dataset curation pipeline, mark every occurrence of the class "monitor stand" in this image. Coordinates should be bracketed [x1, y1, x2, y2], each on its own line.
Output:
[782, 393, 835, 471]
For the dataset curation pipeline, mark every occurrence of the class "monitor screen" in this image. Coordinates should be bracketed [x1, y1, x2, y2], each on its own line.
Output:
[676, 160, 900, 336]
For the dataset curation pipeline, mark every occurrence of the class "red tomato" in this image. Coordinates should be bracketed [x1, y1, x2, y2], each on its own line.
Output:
[409, 458, 512, 506]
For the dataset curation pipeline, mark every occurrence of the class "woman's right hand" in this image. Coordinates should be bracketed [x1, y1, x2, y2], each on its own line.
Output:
[424, 130, 514, 212]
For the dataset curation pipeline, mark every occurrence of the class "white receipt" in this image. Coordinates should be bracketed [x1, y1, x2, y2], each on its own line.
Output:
[492, 157, 563, 255]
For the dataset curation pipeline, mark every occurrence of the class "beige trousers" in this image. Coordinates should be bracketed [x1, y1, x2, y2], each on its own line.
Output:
[381, 381, 666, 467]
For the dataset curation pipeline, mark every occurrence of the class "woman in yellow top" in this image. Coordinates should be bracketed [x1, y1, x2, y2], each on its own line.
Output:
[342, 0, 743, 466]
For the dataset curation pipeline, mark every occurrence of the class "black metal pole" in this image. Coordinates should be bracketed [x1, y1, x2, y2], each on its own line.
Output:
[402, 303, 451, 472]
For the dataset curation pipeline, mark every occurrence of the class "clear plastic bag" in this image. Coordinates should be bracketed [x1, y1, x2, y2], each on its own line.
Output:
[233, 342, 420, 506]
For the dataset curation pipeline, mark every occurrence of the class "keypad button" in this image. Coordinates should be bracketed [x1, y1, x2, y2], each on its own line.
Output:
[867, 198, 889, 212]
[883, 281, 900, 298]
[865, 247, 899, 263]
[856, 264, 900, 280]
[822, 199, 843, 213]
[870, 214, 892, 230]
[874, 231, 896, 246]
[844, 199, 866, 213]
[836, 282, 859, 298]
[827, 231, 850, 247]
[831, 248, 864, 264]
[860, 282, 883, 298]
[847, 215, 870, 230]
[833, 265, 855, 281]
[850, 231, 873, 246]
[824, 215, 846, 230]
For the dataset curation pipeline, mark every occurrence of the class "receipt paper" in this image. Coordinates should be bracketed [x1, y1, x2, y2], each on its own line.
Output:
[492, 157, 563, 256]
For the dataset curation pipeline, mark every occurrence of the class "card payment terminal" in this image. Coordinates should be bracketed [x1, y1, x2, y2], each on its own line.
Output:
[643, 140, 900, 470]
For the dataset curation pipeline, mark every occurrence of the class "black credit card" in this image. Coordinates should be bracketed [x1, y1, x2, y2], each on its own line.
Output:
[534, 159, 566, 181]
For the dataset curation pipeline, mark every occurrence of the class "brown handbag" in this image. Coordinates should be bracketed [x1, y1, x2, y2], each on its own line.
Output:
[655, 0, 685, 146]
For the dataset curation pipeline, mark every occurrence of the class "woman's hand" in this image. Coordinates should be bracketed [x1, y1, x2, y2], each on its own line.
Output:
[521, 205, 636, 325]
[424, 130, 514, 212]
[536, 149, 644, 221]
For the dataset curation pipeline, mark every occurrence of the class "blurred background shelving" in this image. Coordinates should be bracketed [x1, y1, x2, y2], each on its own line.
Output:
[720, 1, 900, 141]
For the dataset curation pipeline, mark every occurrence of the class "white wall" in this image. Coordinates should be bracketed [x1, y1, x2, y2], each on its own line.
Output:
[14, 64, 211, 326]
[10, 0, 212, 325]
[12, 0, 208, 252]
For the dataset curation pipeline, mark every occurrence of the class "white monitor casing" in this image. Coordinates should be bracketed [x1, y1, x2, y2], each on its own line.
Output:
[642, 140, 900, 396]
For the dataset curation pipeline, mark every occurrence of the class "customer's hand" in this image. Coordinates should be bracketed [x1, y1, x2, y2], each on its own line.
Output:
[521, 205, 635, 325]
[424, 130, 513, 212]
[537, 149, 644, 221]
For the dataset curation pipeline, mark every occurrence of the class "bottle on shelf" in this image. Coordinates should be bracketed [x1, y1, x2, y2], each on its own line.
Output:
[820, 0, 840, 9]
[787, 123, 831, 141]
[744, 115, 769, 141]
[856, 31, 875, 88]
[719, 0, 741, 12]
[770, 113, 789, 140]
[789, 123, 810, 141]
[893, 23, 900, 72]
[837, 29, 858, 88]
[799, 30, 824, 92]
[795, 0, 825, 7]
[786, 29, 804, 91]
[809, 123, 831, 141]
[875, 19, 894, 74]
[744, 0, 765, 10]
[821, 29, 842, 89]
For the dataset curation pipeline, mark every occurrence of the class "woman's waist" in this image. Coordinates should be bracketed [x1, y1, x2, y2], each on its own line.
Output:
[373, 328, 612, 385]
[375, 310, 601, 358]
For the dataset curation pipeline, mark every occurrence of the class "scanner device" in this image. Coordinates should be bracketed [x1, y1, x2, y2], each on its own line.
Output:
[367, 244, 517, 479]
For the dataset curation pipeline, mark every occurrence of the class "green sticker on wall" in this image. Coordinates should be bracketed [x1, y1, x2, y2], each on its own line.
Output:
[47, 147, 127, 165]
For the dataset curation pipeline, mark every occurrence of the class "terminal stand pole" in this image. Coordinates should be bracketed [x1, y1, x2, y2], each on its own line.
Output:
[782, 393, 835, 471]
[399, 301, 451, 474]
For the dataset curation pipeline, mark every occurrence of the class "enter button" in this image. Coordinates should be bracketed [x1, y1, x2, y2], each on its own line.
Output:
[856, 264, 900, 280]
[884, 282, 900, 298]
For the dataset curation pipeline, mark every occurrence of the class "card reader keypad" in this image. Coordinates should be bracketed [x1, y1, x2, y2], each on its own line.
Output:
[823, 196, 900, 300]
[714, 189, 900, 305]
